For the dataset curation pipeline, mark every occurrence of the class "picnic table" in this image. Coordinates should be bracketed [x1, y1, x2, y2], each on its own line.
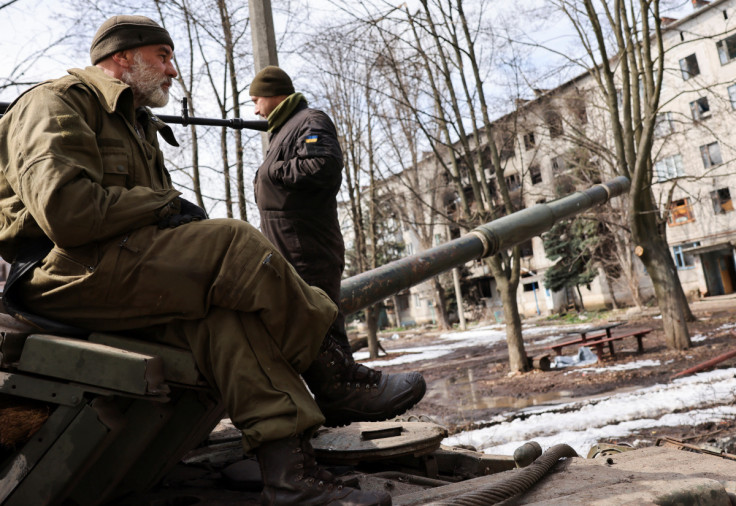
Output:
[547, 322, 627, 355]
[565, 321, 627, 342]
[584, 328, 653, 357]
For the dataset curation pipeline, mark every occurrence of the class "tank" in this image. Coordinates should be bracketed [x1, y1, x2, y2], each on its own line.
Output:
[4, 175, 735, 505]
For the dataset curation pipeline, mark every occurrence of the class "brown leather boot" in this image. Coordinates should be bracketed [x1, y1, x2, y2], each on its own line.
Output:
[256, 435, 391, 505]
[303, 334, 426, 427]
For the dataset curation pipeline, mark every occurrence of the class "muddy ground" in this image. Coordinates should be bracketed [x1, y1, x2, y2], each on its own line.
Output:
[363, 297, 736, 452]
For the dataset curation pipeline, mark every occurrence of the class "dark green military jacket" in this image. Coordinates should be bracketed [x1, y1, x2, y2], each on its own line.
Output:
[0, 66, 181, 263]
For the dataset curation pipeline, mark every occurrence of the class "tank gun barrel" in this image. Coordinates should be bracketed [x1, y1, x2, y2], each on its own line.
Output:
[339, 176, 630, 315]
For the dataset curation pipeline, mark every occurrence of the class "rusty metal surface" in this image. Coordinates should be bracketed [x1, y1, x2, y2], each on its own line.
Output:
[587, 442, 636, 459]
[340, 177, 630, 315]
[656, 437, 736, 461]
[312, 421, 448, 465]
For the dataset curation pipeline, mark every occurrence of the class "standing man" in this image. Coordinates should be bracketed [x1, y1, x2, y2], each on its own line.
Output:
[251, 67, 426, 427]
[0, 16, 389, 505]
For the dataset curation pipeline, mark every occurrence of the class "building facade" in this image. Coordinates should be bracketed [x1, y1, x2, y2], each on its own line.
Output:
[384, 0, 736, 324]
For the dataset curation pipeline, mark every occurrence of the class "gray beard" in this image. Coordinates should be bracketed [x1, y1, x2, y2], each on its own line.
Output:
[120, 51, 171, 108]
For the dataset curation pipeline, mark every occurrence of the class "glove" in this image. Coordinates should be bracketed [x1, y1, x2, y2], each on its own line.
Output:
[158, 197, 208, 229]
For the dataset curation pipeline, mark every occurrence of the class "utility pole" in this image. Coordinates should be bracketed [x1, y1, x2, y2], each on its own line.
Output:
[249, 0, 279, 154]
[249, 0, 278, 70]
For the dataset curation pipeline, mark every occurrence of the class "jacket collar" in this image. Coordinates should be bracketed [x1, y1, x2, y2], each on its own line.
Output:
[67, 66, 179, 147]
[267, 94, 308, 132]
[68, 66, 134, 117]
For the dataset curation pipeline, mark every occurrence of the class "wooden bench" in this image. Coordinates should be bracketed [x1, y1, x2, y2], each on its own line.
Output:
[584, 328, 653, 358]
[545, 331, 608, 356]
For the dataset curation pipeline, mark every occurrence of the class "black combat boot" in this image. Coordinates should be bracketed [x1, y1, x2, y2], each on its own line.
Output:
[256, 435, 392, 505]
[303, 334, 426, 427]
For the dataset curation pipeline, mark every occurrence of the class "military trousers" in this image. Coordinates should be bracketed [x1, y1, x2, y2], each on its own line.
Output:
[17, 219, 337, 451]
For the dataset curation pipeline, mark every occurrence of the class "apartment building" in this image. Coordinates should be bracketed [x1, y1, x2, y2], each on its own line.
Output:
[655, 0, 736, 299]
[501, 0, 736, 315]
[383, 0, 736, 324]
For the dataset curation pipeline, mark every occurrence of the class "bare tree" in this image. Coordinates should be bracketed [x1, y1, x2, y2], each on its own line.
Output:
[313, 0, 534, 371]
[529, 0, 693, 349]
[383, 0, 532, 371]
[301, 26, 389, 357]
[0, 1, 75, 97]
[372, 56, 454, 330]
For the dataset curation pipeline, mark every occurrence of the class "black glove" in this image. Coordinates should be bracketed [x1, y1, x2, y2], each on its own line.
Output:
[158, 197, 208, 229]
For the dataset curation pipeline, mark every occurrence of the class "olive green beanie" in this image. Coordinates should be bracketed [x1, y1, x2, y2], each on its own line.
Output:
[250, 66, 295, 97]
[90, 15, 174, 65]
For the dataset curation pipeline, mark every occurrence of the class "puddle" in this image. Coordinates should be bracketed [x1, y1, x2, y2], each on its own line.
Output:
[434, 368, 577, 411]
[459, 390, 576, 410]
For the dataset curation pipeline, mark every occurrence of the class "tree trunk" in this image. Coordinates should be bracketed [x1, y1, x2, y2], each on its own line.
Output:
[495, 273, 529, 373]
[630, 186, 693, 348]
[431, 277, 450, 330]
[452, 267, 467, 330]
[615, 234, 645, 310]
[390, 295, 401, 328]
[604, 272, 620, 310]
[636, 231, 692, 349]
[365, 305, 380, 359]
[219, 126, 233, 218]
[576, 285, 585, 312]
[217, 0, 246, 221]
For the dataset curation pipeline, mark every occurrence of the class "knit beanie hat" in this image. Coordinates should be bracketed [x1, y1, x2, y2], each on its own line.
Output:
[250, 66, 295, 97]
[90, 15, 174, 65]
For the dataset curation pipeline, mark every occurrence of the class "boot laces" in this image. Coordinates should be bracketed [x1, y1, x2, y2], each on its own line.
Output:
[348, 363, 382, 387]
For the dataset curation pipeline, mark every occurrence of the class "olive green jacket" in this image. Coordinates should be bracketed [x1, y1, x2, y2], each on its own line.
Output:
[0, 66, 181, 262]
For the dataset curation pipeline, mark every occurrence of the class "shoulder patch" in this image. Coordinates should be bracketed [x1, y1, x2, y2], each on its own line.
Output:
[305, 135, 318, 144]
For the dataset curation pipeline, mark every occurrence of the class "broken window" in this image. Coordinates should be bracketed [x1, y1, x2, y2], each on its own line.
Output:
[654, 154, 684, 182]
[505, 173, 520, 191]
[568, 98, 588, 124]
[519, 239, 534, 258]
[498, 133, 515, 160]
[551, 155, 566, 173]
[711, 187, 734, 214]
[700, 141, 723, 168]
[717, 33, 736, 64]
[463, 185, 475, 208]
[488, 178, 497, 199]
[522, 281, 539, 292]
[689, 97, 711, 120]
[530, 165, 542, 185]
[544, 109, 564, 138]
[672, 242, 700, 269]
[667, 198, 695, 226]
[523, 131, 536, 151]
[679, 53, 701, 80]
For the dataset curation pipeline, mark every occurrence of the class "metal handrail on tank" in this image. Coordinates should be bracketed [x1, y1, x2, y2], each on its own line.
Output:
[339, 176, 630, 315]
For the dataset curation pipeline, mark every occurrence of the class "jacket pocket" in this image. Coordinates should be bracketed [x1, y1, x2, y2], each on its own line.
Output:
[100, 148, 130, 188]
[48, 245, 99, 274]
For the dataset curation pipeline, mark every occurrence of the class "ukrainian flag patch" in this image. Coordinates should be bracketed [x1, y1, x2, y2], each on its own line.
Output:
[305, 135, 318, 144]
